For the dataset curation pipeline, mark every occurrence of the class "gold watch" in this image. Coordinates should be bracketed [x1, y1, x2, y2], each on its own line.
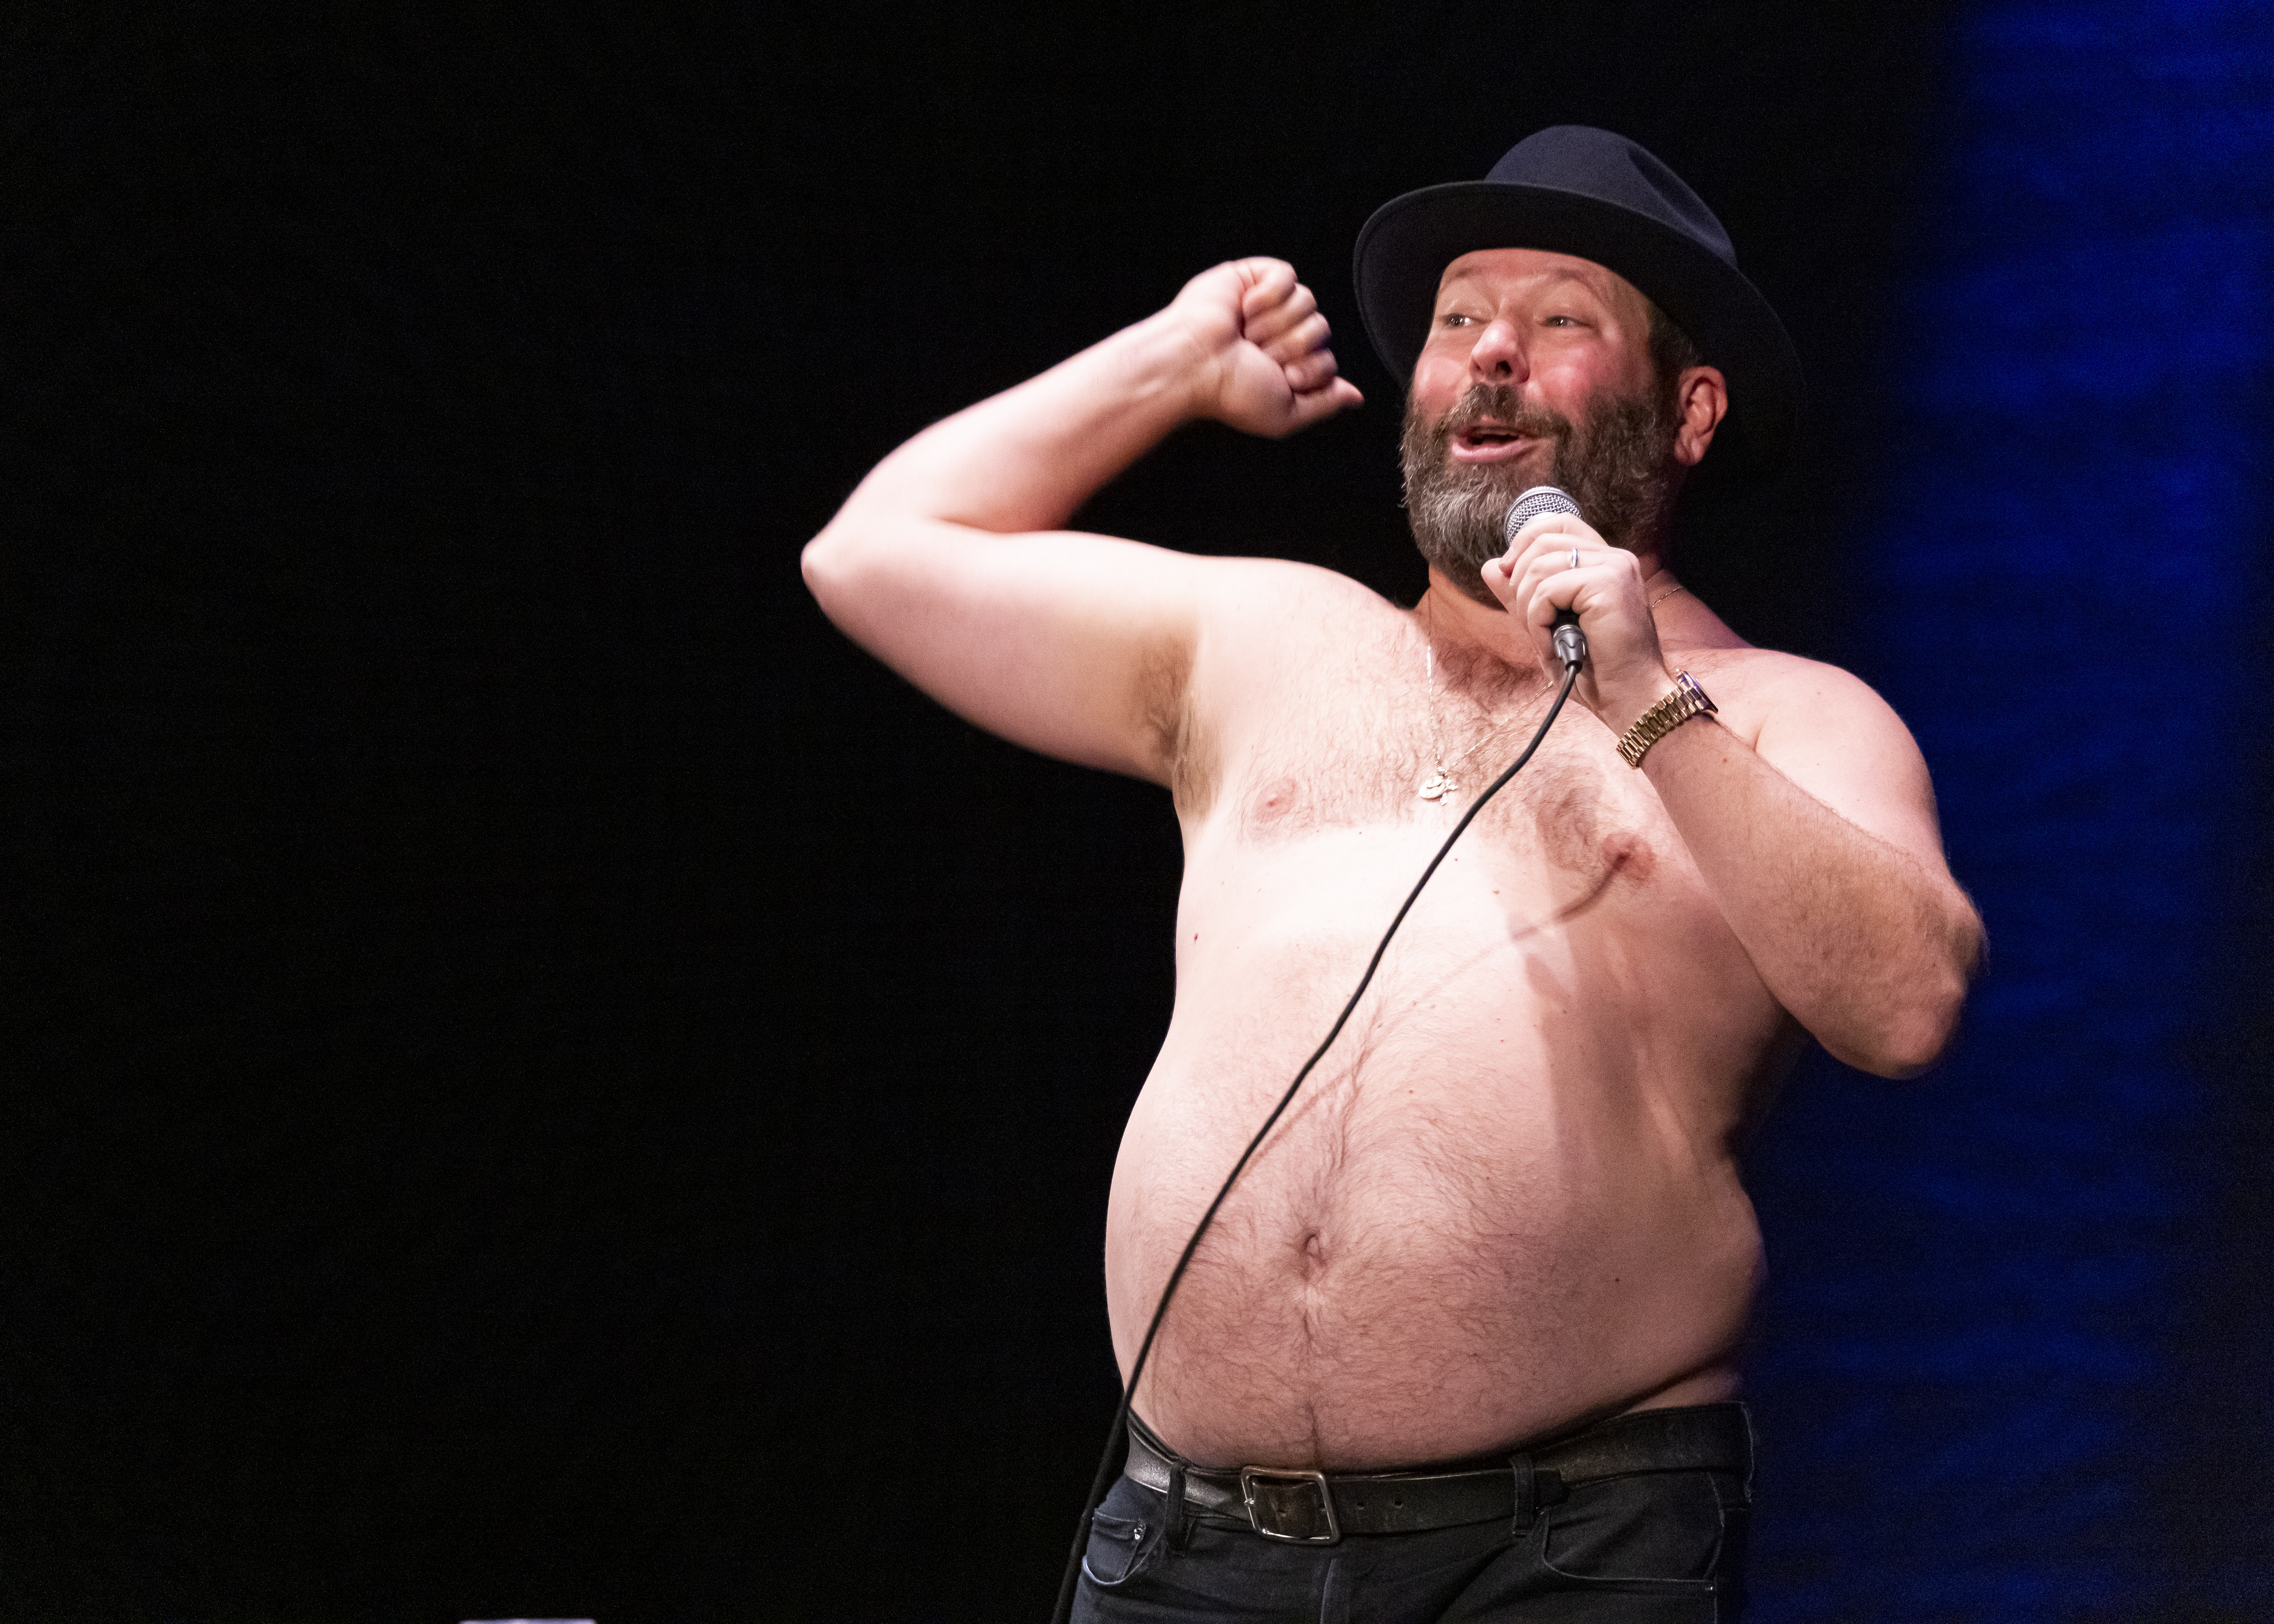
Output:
[1617, 671, 1717, 768]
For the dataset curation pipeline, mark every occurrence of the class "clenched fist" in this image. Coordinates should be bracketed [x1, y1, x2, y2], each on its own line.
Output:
[1167, 258, 1364, 438]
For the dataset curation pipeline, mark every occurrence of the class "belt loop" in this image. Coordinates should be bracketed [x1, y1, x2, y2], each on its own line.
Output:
[1164, 1462, 1189, 1551]
[1509, 1452, 1538, 1534]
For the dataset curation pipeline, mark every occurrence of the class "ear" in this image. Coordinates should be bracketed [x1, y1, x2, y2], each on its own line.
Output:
[1671, 366, 1729, 468]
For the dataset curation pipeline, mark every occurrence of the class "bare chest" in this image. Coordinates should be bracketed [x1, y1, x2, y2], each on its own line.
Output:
[1215, 646, 1672, 891]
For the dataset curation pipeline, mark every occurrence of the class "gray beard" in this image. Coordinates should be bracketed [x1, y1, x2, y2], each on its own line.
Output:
[1401, 383, 1683, 608]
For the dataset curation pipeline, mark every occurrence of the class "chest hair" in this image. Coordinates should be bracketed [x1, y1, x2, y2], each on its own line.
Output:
[1230, 621, 1653, 875]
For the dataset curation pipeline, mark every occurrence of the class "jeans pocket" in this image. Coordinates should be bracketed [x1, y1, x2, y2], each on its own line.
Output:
[1081, 1508, 1164, 1588]
[1540, 1470, 1732, 1586]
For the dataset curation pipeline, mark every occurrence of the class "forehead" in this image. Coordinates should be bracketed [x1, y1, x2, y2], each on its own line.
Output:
[1434, 248, 1645, 313]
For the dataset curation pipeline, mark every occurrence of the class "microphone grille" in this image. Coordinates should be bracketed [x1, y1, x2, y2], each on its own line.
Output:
[1503, 485, 1581, 546]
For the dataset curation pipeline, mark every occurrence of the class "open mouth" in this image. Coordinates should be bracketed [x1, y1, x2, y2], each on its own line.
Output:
[1450, 424, 1541, 463]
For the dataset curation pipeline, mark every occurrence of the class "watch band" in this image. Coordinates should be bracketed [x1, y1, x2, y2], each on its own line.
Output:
[1617, 671, 1717, 768]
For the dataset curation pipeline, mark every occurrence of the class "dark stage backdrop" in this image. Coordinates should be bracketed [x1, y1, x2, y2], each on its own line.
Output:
[5, 3, 2269, 1621]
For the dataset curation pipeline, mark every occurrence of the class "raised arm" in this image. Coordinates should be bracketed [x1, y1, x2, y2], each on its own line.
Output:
[800, 259, 1360, 783]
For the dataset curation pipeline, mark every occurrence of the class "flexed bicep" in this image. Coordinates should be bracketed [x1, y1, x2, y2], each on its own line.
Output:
[802, 258, 1357, 782]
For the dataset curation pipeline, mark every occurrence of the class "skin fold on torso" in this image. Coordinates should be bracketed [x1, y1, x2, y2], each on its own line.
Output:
[1105, 570, 1798, 1472]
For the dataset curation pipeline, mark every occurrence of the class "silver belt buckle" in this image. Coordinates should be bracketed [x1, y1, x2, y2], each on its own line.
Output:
[1238, 1466, 1341, 1544]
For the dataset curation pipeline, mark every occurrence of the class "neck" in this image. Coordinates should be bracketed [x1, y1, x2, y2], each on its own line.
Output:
[1419, 554, 1676, 661]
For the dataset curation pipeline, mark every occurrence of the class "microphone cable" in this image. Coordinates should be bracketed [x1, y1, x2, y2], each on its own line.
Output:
[1049, 657, 1583, 1623]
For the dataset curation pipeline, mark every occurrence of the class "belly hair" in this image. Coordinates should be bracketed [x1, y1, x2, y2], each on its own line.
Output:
[1173, 1051, 1561, 1342]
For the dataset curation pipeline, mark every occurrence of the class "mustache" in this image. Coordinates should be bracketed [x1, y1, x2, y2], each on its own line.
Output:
[1432, 383, 1575, 446]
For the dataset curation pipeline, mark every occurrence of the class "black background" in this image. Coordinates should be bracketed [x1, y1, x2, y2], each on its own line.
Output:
[8, 4, 1981, 1619]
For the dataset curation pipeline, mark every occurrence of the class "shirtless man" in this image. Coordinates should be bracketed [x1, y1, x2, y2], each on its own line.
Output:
[802, 128, 1982, 1620]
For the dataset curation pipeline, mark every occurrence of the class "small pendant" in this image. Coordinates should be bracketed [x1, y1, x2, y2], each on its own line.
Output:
[1417, 770, 1457, 801]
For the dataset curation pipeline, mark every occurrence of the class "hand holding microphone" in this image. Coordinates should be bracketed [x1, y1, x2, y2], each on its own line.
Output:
[1485, 485, 1678, 735]
[1503, 486, 1590, 671]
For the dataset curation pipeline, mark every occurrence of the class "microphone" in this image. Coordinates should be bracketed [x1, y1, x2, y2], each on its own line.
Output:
[1504, 485, 1588, 671]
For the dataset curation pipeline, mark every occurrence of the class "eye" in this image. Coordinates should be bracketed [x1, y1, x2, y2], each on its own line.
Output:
[1440, 312, 1474, 328]
[1543, 314, 1579, 328]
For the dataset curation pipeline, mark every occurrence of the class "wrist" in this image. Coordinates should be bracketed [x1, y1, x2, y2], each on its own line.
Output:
[1597, 667, 1681, 737]
[1127, 306, 1225, 424]
[1615, 671, 1718, 768]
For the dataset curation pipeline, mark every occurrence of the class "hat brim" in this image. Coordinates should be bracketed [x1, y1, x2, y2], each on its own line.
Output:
[1352, 180, 1804, 487]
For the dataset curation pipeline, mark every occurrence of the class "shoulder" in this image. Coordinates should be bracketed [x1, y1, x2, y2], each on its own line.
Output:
[1677, 644, 1945, 854]
[1671, 646, 1910, 754]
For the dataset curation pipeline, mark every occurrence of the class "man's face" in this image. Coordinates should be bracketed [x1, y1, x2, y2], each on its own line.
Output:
[1401, 248, 1685, 606]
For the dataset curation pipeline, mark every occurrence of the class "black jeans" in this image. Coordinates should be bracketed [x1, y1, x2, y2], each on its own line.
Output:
[1074, 1408, 1751, 1623]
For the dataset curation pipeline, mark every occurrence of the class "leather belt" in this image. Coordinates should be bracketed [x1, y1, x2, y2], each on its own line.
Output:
[1122, 1402, 1751, 1546]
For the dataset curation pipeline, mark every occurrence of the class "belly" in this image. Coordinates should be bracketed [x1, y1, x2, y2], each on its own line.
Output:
[1103, 821, 1775, 1470]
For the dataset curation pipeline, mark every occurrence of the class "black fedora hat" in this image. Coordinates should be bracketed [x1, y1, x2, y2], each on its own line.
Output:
[1352, 126, 1803, 486]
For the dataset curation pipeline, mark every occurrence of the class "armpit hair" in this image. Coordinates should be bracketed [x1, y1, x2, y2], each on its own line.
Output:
[1134, 630, 1215, 817]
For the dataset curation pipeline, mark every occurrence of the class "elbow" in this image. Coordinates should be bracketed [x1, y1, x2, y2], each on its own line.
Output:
[1862, 977, 1968, 1078]
[1843, 904, 1986, 1079]
[800, 525, 842, 596]
[1827, 983, 1964, 1079]
[800, 522, 859, 618]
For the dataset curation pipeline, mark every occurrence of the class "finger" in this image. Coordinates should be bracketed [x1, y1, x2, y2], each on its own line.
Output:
[1252, 302, 1325, 359]
[1509, 512, 1602, 557]
[1235, 259, 1298, 313]
[1526, 574, 1581, 635]
[1512, 554, 1599, 622]
[1501, 542, 1581, 606]
[1244, 284, 1319, 346]
[1479, 555, 1521, 611]
[1284, 376, 1364, 430]
[1279, 343, 1342, 394]
[1260, 310, 1331, 365]
[1507, 533, 1615, 597]
[1524, 563, 1636, 636]
[1519, 546, 1645, 615]
[1487, 561, 1564, 666]
[1511, 562, 1570, 626]
[1518, 538, 1586, 570]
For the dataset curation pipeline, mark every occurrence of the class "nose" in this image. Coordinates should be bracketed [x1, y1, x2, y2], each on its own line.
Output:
[1468, 317, 1527, 383]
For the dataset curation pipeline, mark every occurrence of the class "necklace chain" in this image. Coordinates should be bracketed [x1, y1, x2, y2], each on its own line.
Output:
[1417, 598, 1522, 803]
[1418, 641, 1519, 802]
